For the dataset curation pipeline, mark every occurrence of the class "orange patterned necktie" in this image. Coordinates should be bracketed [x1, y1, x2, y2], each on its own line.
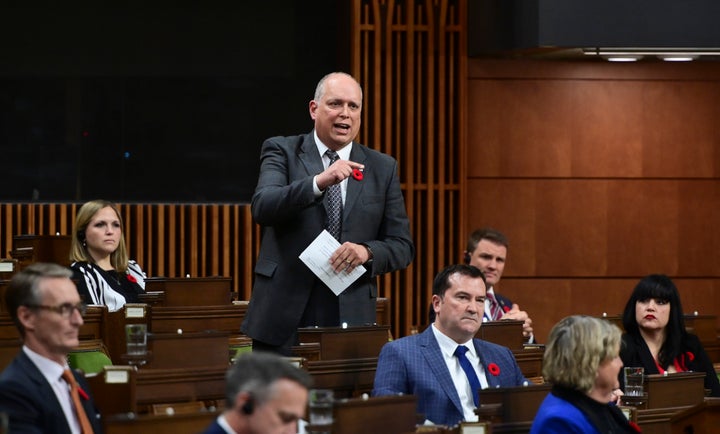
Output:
[62, 369, 94, 434]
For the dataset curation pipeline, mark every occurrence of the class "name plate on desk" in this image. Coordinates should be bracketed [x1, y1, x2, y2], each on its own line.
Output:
[125, 303, 147, 319]
[477, 320, 524, 350]
[297, 325, 389, 360]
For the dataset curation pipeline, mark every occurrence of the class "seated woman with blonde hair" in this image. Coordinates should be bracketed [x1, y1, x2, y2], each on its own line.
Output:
[531, 315, 639, 434]
[69, 200, 146, 311]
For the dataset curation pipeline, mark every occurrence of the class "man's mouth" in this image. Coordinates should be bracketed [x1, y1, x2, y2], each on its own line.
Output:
[334, 122, 351, 131]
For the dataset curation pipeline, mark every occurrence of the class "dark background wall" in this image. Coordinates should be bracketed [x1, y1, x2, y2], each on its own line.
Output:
[0, 3, 349, 202]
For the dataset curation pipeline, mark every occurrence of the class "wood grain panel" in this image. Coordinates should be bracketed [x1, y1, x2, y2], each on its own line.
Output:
[353, 0, 465, 336]
[0, 203, 254, 299]
[498, 277, 720, 344]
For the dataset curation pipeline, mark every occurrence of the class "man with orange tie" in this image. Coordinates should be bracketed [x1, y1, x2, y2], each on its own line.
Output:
[0, 263, 102, 433]
[464, 227, 534, 342]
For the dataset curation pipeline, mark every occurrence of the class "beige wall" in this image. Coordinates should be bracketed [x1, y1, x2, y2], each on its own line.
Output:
[466, 59, 720, 341]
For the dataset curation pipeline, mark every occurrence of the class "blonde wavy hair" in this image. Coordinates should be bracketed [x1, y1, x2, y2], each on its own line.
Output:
[69, 200, 130, 273]
[542, 315, 621, 393]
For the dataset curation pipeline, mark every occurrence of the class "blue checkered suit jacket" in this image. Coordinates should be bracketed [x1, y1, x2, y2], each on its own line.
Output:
[372, 326, 529, 426]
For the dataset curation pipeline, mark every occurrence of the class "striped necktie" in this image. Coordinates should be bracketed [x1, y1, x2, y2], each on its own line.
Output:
[325, 150, 343, 241]
[486, 291, 503, 321]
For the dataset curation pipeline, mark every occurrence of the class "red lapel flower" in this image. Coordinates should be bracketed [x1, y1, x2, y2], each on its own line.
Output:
[78, 386, 89, 401]
[629, 421, 642, 432]
[352, 168, 363, 181]
[502, 305, 511, 313]
[487, 363, 500, 376]
[686, 351, 695, 362]
[126, 274, 137, 283]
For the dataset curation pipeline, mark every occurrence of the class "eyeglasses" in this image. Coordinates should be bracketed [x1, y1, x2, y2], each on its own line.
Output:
[28, 302, 87, 318]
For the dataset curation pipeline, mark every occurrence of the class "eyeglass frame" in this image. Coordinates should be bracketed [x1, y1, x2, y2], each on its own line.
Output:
[26, 302, 88, 318]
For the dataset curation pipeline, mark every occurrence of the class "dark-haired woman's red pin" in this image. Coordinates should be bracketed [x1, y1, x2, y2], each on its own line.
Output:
[352, 169, 364, 181]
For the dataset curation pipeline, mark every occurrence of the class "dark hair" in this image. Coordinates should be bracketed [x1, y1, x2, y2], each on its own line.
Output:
[466, 227, 509, 254]
[432, 264, 486, 297]
[428, 264, 485, 323]
[5, 263, 74, 336]
[621, 274, 686, 368]
[225, 352, 313, 408]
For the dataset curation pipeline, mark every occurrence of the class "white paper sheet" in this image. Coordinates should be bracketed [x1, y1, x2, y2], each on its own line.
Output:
[299, 230, 366, 295]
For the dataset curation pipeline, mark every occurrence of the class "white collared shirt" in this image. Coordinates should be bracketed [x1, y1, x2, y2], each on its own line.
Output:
[312, 130, 353, 204]
[23, 346, 81, 434]
[431, 324, 489, 422]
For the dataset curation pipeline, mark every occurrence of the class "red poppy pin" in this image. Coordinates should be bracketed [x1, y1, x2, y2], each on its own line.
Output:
[487, 363, 500, 376]
[78, 386, 89, 401]
[126, 274, 137, 283]
[352, 168, 363, 181]
[629, 421, 642, 432]
[502, 305, 511, 313]
[686, 351, 695, 362]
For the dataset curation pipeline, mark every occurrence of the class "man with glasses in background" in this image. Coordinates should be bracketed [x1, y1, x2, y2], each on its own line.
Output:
[0, 262, 103, 433]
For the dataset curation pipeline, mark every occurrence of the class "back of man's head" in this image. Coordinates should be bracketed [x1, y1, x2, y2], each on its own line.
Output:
[225, 352, 313, 409]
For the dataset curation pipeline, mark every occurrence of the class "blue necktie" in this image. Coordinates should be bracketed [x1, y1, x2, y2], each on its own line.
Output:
[324, 150, 343, 241]
[454, 345, 481, 407]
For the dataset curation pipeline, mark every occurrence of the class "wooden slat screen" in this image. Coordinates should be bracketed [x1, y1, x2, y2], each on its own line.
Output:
[352, 0, 466, 336]
[0, 203, 259, 300]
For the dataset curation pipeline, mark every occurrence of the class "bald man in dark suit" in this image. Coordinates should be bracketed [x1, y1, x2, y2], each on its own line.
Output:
[241, 72, 414, 355]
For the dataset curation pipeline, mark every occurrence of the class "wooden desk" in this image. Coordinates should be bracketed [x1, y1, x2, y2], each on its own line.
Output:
[330, 395, 417, 434]
[143, 277, 232, 306]
[634, 372, 707, 434]
[146, 331, 230, 370]
[102, 409, 221, 434]
[669, 398, 720, 434]
[476, 383, 551, 428]
[9, 234, 72, 269]
[297, 325, 389, 360]
[296, 326, 390, 398]
[149, 304, 246, 335]
[88, 363, 227, 413]
[477, 320, 524, 351]
[512, 346, 544, 379]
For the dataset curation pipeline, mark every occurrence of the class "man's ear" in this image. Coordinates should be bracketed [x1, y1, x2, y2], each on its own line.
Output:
[17, 306, 36, 332]
[431, 294, 442, 312]
[309, 101, 318, 120]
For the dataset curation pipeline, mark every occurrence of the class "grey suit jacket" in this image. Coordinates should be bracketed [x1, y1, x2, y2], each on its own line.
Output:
[0, 351, 103, 434]
[372, 326, 529, 426]
[241, 132, 414, 345]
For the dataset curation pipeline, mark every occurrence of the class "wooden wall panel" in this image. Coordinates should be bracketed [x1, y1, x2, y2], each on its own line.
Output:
[467, 59, 720, 342]
[0, 203, 258, 300]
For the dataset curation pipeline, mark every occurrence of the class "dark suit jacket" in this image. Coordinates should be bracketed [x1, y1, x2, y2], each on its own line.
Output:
[620, 332, 720, 397]
[241, 132, 414, 346]
[372, 326, 529, 426]
[200, 418, 226, 434]
[0, 351, 103, 433]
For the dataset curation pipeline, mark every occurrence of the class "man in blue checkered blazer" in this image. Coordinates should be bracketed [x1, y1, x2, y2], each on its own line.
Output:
[372, 264, 529, 426]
